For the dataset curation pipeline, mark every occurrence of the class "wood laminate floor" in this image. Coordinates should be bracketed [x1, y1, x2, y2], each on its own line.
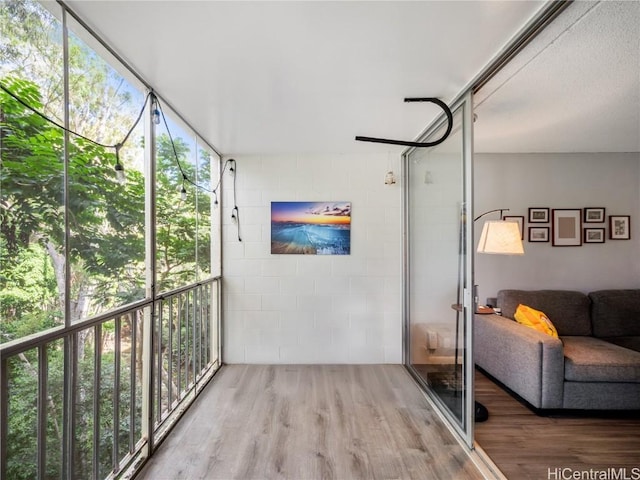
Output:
[475, 369, 640, 480]
[135, 364, 486, 480]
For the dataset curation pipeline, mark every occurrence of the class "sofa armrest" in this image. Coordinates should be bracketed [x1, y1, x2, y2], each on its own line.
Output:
[474, 313, 565, 409]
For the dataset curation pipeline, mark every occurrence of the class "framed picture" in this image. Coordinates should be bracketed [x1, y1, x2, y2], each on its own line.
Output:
[584, 228, 605, 243]
[271, 201, 351, 254]
[528, 226, 549, 243]
[552, 209, 582, 246]
[584, 207, 605, 223]
[529, 207, 549, 223]
[609, 215, 631, 240]
[503, 215, 524, 239]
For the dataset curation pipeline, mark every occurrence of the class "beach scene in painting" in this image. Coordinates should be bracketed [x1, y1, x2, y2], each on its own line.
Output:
[271, 202, 351, 255]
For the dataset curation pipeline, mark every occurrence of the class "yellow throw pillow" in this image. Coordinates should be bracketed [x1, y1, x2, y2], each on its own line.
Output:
[514, 304, 559, 338]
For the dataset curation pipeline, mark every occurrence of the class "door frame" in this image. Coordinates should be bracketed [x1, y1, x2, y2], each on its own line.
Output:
[402, 90, 475, 447]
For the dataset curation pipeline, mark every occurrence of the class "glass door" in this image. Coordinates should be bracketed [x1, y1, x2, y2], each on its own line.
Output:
[404, 91, 474, 445]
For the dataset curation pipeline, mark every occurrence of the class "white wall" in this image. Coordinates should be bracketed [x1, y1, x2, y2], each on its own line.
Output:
[475, 152, 640, 304]
[221, 153, 402, 364]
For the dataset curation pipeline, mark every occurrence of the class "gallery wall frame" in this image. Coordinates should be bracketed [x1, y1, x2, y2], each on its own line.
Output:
[528, 207, 549, 223]
[584, 228, 605, 243]
[609, 215, 631, 240]
[529, 226, 549, 242]
[584, 207, 605, 223]
[552, 209, 582, 246]
[524, 205, 631, 245]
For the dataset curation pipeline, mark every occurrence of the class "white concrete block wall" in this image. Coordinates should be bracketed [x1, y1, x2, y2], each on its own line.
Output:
[221, 153, 403, 364]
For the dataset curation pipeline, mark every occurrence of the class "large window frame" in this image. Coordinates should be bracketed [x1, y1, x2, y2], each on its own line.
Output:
[0, 1, 222, 478]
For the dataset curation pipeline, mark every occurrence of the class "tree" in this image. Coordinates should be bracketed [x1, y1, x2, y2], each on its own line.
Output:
[0, 76, 146, 479]
[1, 76, 206, 480]
[1, 77, 146, 330]
[155, 133, 198, 291]
[1, 2, 215, 478]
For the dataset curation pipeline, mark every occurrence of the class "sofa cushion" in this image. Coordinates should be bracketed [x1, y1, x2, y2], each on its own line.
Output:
[589, 289, 640, 338]
[562, 336, 640, 383]
[497, 290, 592, 336]
[602, 336, 640, 353]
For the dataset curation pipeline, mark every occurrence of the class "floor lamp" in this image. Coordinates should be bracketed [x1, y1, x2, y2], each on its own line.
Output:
[476, 209, 525, 256]
[456, 209, 524, 422]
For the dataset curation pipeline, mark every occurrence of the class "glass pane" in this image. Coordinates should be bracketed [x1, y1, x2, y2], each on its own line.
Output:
[0, 0, 65, 343]
[119, 313, 136, 458]
[6, 351, 38, 480]
[407, 106, 467, 426]
[199, 284, 210, 369]
[74, 328, 96, 478]
[196, 141, 212, 280]
[46, 339, 64, 480]
[0, 0, 64, 122]
[155, 112, 197, 293]
[167, 297, 179, 407]
[178, 291, 190, 393]
[66, 22, 146, 323]
[99, 321, 114, 479]
[113, 308, 145, 457]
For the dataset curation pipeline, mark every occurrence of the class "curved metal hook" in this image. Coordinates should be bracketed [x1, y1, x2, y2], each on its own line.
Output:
[474, 208, 509, 222]
[355, 97, 453, 148]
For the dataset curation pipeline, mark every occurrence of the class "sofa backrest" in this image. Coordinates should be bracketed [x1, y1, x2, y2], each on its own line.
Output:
[497, 289, 592, 336]
[589, 289, 640, 337]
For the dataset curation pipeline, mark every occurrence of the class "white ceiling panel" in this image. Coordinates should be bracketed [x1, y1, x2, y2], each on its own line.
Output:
[64, 0, 547, 155]
[64, 1, 639, 156]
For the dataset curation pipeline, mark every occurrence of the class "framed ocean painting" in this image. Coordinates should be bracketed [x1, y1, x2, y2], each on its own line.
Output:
[271, 202, 351, 255]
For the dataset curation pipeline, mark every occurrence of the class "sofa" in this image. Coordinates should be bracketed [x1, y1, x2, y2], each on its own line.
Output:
[474, 289, 640, 411]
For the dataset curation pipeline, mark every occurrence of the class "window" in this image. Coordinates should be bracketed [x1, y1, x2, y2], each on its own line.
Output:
[67, 18, 147, 322]
[1, 2, 221, 478]
[1, 0, 65, 342]
[155, 113, 198, 292]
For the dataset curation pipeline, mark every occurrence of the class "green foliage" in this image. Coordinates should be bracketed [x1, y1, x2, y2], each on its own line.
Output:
[155, 133, 199, 291]
[1, 76, 147, 332]
[0, 77, 209, 329]
[0, 243, 60, 338]
[0, 0, 64, 120]
[1, 2, 216, 479]
[6, 354, 39, 480]
[4, 337, 143, 480]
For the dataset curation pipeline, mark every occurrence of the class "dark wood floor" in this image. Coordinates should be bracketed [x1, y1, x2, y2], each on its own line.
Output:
[136, 365, 487, 480]
[475, 369, 640, 480]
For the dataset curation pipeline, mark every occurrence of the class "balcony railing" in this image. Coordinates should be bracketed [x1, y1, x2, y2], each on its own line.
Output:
[0, 277, 221, 480]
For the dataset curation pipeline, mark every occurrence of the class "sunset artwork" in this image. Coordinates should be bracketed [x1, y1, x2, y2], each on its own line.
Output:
[271, 202, 351, 255]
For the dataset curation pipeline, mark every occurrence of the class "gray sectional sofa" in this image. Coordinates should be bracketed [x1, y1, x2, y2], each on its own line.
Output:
[474, 289, 640, 411]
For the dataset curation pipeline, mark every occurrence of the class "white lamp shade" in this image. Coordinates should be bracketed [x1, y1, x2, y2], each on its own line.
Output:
[477, 220, 524, 255]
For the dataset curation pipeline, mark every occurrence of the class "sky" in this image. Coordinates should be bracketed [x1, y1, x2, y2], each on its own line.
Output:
[271, 202, 351, 225]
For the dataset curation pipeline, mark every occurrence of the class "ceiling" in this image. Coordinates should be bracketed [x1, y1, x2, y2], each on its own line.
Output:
[64, 1, 639, 156]
[474, 0, 640, 154]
